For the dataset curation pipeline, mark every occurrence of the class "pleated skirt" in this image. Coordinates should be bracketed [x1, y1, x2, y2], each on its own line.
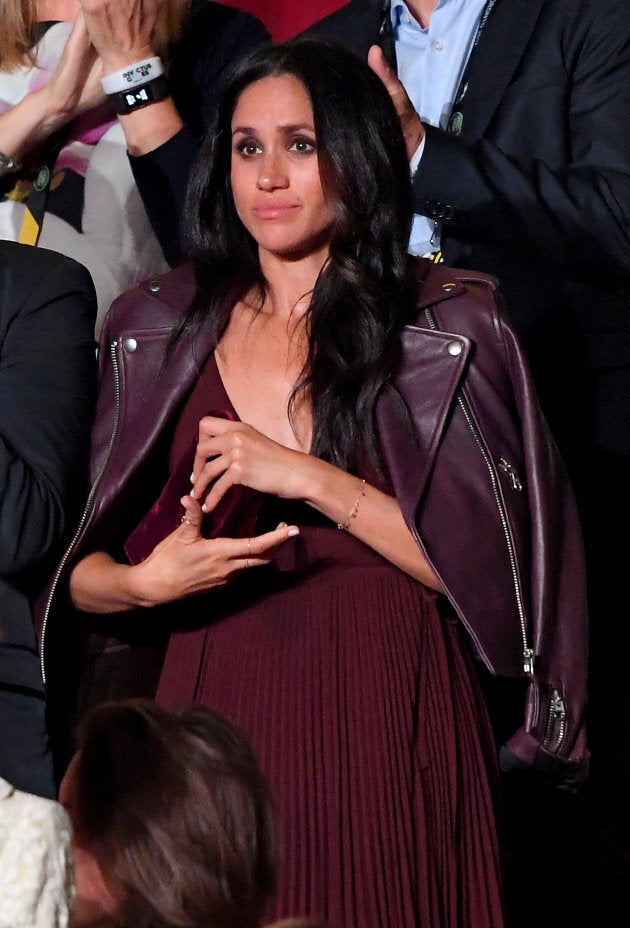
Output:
[157, 524, 505, 928]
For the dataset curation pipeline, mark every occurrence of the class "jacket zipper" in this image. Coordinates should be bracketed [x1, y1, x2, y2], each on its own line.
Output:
[39, 341, 122, 686]
[497, 457, 523, 491]
[423, 307, 566, 751]
[544, 689, 567, 753]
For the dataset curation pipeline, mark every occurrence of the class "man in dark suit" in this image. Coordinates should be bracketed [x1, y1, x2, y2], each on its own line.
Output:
[0, 241, 96, 799]
[306, 1, 630, 923]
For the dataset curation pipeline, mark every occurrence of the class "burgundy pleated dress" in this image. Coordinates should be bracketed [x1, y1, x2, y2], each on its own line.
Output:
[155, 355, 505, 928]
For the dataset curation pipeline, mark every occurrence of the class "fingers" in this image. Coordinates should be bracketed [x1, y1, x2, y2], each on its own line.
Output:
[59, 13, 94, 65]
[178, 495, 204, 537]
[78, 0, 159, 69]
[189, 465, 235, 516]
[191, 415, 236, 484]
[240, 522, 300, 570]
[191, 417, 252, 505]
[68, 10, 90, 42]
[367, 44, 396, 89]
[367, 44, 424, 160]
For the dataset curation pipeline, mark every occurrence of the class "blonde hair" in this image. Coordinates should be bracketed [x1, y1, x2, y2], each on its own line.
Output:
[0, 0, 36, 70]
[0, 0, 190, 71]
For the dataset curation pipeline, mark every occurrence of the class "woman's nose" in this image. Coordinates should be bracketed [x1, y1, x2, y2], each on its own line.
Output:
[257, 151, 289, 190]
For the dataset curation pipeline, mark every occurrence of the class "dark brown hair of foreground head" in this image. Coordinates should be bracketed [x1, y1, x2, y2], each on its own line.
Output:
[266, 920, 329, 927]
[70, 698, 277, 928]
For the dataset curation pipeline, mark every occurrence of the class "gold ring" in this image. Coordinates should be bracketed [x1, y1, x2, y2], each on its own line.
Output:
[180, 515, 200, 526]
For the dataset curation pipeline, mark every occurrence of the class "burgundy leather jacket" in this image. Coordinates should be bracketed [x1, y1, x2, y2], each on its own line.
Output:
[39, 259, 588, 786]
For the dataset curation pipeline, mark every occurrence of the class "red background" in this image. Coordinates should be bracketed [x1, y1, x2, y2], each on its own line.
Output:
[221, 0, 346, 40]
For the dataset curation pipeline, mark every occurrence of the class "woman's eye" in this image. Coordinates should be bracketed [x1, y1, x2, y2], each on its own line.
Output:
[290, 137, 316, 153]
[236, 140, 261, 157]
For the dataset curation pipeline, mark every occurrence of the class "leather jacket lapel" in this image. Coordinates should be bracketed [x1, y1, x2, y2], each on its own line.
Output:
[376, 323, 471, 522]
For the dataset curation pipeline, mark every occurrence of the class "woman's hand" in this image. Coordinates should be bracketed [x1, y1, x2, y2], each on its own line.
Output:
[2, 14, 105, 157]
[185, 416, 443, 592]
[78, 0, 185, 156]
[69, 496, 300, 614]
[43, 14, 105, 127]
[133, 497, 298, 605]
[79, 0, 161, 73]
[191, 417, 311, 515]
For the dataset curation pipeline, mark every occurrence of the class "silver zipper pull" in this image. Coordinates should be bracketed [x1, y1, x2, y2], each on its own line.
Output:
[550, 690, 566, 719]
[523, 647, 535, 676]
[498, 457, 523, 491]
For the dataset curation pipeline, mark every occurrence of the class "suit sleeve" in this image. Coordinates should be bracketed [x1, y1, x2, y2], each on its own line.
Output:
[0, 250, 97, 577]
[414, 0, 630, 278]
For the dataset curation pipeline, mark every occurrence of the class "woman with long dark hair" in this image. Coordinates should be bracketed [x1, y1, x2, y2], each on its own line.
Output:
[45, 40, 588, 928]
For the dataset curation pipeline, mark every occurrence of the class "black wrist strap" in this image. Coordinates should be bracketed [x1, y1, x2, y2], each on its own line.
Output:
[109, 75, 170, 115]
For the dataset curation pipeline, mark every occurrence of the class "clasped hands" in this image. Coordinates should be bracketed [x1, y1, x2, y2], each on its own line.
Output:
[130, 418, 303, 605]
[40, 0, 161, 129]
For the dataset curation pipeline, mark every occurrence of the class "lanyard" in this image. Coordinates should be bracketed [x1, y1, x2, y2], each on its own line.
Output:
[17, 127, 70, 247]
[448, 0, 499, 134]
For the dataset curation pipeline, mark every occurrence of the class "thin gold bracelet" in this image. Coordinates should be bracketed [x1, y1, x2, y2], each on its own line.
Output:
[337, 478, 366, 531]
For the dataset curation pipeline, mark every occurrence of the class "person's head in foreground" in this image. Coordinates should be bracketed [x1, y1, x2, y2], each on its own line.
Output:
[59, 699, 276, 928]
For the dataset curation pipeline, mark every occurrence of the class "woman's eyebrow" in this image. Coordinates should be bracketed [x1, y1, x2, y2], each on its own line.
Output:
[231, 122, 315, 136]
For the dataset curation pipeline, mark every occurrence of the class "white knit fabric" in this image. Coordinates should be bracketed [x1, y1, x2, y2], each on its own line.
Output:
[0, 778, 74, 928]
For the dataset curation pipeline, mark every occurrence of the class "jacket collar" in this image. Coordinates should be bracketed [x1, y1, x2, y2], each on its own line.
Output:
[375, 264, 473, 520]
[100, 261, 472, 537]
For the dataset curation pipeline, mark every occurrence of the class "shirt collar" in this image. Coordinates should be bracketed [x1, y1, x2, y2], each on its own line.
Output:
[391, 0, 470, 28]
[391, 0, 413, 28]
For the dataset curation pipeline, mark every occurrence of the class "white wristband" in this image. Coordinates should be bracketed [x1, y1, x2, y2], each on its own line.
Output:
[101, 57, 164, 95]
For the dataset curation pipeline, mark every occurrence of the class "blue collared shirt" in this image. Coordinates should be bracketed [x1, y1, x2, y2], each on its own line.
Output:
[391, 0, 487, 254]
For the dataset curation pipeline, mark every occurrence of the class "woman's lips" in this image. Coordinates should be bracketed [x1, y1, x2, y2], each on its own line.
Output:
[252, 202, 300, 219]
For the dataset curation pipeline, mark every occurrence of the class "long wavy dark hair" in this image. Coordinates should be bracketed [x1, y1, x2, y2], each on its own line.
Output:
[183, 39, 417, 472]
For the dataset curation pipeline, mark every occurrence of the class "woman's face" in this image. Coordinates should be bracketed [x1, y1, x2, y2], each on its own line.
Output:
[59, 754, 126, 927]
[230, 73, 334, 262]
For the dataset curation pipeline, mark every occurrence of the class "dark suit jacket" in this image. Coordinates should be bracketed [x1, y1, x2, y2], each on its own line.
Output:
[305, 0, 630, 475]
[0, 242, 96, 694]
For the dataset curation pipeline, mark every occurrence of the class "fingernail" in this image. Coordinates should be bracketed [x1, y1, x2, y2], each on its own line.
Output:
[201, 503, 208, 513]
[190, 473, 195, 483]
[287, 528, 300, 537]
[190, 488, 196, 499]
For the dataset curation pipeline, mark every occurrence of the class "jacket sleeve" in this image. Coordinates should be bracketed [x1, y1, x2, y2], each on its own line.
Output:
[397, 266, 590, 790]
[414, 0, 630, 279]
[0, 248, 97, 577]
[495, 314, 589, 789]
